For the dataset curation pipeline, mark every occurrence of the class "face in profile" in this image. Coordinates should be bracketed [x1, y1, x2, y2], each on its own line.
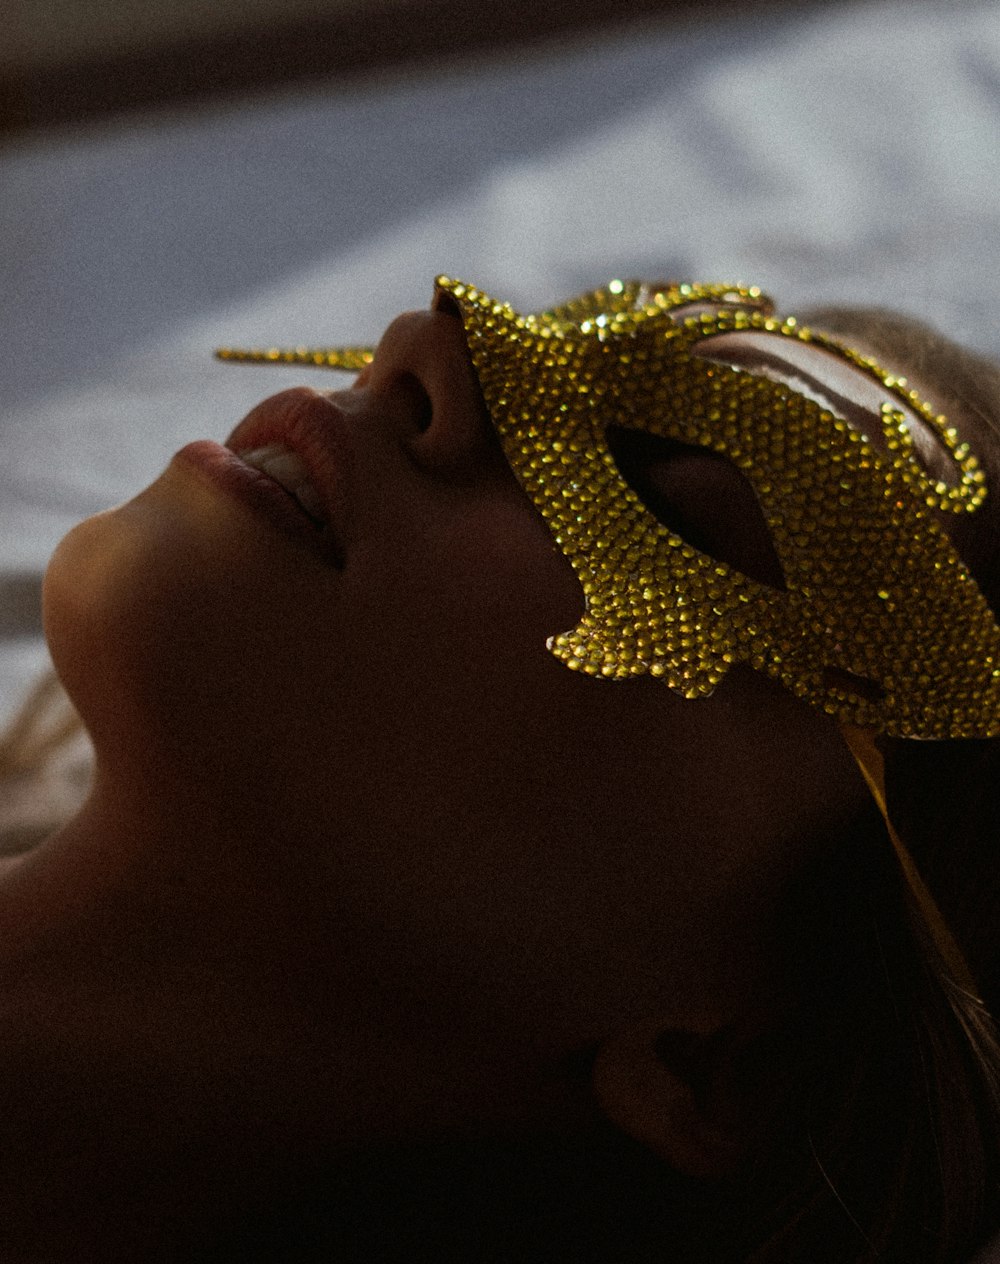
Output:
[11, 278, 999, 1254]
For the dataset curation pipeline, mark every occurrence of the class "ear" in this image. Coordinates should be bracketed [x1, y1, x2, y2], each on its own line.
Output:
[591, 1021, 750, 1180]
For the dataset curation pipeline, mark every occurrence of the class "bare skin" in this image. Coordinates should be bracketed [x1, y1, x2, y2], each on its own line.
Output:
[6, 296, 960, 1256]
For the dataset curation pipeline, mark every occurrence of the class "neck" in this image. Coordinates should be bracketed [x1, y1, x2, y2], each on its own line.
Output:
[171, 1126, 720, 1263]
[1, 784, 686, 1260]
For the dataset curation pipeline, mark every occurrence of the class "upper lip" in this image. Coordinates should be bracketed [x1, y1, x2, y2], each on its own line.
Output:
[225, 386, 353, 533]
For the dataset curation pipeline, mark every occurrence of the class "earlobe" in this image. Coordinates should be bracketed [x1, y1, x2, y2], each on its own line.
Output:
[591, 1021, 748, 1180]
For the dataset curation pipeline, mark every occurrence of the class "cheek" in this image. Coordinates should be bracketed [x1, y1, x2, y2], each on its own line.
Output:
[273, 657, 866, 1053]
[353, 481, 586, 658]
[44, 507, 152, 745]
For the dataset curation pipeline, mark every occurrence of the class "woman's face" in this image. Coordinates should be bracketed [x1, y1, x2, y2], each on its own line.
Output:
[33, 296, 876, 1147]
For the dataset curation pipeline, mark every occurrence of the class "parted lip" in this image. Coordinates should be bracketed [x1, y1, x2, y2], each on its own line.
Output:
[225, 385, 354, 535]
[164, 385, 357, 568]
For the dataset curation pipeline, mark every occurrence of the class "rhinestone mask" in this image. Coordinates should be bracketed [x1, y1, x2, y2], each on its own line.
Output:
[217, 276, 1000, 740]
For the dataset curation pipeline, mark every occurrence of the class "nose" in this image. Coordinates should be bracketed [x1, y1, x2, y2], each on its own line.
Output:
[361, 306, 504, 481]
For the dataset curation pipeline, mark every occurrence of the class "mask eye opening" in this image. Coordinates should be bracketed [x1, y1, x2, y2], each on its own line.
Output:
[605, 425, 787, 591]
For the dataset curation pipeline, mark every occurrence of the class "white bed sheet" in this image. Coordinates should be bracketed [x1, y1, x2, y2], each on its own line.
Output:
[3, 1, 1000, 1248]
[2, 0, 1000, 711]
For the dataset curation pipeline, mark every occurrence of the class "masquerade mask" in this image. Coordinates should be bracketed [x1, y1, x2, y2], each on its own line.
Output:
[218, 276, 1000, 742]
[218, 276, 1000, 991]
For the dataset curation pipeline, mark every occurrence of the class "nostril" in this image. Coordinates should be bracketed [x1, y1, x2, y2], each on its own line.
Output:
[432, 290, 463, 322]
[394, 371, 434, 434]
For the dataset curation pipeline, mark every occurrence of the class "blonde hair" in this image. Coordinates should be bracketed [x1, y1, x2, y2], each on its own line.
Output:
[736, 308, 1000, 1263]
[0, 668, 89, 857]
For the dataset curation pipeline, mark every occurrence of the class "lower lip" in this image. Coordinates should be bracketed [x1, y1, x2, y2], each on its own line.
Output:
[173, 440, 343, 565]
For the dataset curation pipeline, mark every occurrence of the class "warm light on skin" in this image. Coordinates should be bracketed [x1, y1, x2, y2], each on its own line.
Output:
[7, 293, 984, 1252]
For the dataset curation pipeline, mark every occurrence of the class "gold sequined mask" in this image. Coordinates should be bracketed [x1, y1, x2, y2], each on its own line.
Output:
[217, 276, 1000, 741]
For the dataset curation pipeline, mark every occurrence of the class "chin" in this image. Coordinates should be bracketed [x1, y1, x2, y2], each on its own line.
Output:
[44, 506, 123, 687]
[42, 503, 154, 758]
[41, 463, 335, 785]
[41, 467, 240, 762]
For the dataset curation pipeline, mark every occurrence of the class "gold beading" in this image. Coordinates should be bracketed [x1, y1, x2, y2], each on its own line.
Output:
[217, 276, 1000, 740]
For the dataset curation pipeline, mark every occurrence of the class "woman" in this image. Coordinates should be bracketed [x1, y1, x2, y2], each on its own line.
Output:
[0, 277, 997, 1261]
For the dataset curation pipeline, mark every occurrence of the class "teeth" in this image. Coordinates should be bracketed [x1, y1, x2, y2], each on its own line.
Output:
[237, 443, 326, 523]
